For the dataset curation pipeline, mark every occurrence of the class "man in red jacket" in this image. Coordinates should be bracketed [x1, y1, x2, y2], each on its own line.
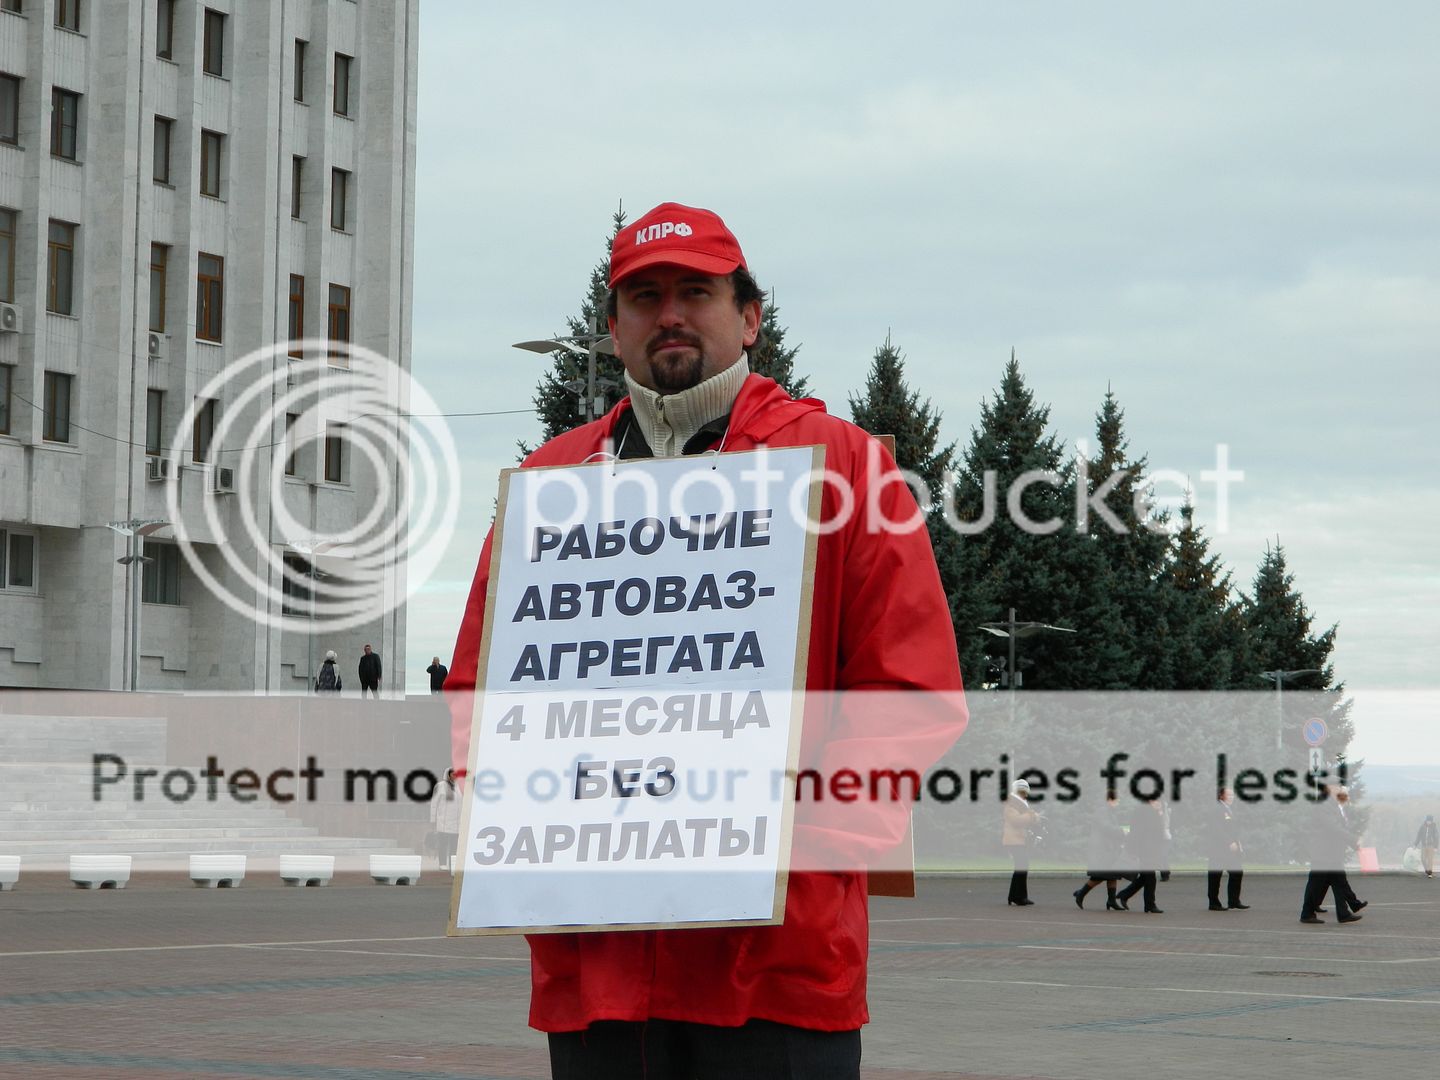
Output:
[450, 202, 965, 1078]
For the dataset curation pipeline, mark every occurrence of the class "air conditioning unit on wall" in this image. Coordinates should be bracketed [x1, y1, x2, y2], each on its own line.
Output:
[147, 332, 166, 358]
[0, 303, 22, 334]
[208, 465, 236, 494]
[146, 457, 173, 482]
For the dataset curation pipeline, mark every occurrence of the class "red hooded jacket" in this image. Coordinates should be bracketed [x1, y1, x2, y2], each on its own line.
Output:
[449, 374, 965, 1032]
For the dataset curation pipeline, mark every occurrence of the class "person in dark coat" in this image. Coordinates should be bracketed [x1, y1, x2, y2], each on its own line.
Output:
[1206, 788, 1248, 910]
[1074, 794, 1127, 910]
[1416, 814, 1438, 878]
[1300, 784, 1361, 923]
[426, 656, 449, 694]
[358, 644, 382, 699]
[313, 650, 342, 694]
[1116, 797, 1166, 913]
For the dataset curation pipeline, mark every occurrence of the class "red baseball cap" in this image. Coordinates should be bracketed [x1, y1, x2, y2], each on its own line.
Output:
[608, 202, 747, 288]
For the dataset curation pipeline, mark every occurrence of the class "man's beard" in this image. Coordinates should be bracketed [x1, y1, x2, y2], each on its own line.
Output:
[646, 331, 706, 392]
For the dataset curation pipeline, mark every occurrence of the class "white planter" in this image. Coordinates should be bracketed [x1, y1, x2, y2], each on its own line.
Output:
[369, 854, 422, 886]
[0, 855, 19, 890]
[70, 854, 133, 890]
[279, 854, 334, 887]
[189, 854, 247, 888]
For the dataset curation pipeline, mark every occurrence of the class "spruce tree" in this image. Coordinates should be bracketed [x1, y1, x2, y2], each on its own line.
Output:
[847, 333, 955, 502]
[948, 353, 1095, 689]
[749, 298, 809, 398]
[1160, 502, 1252, 689]
[1082, 390, 1174, 688]
[1244, 543, 1339, 690]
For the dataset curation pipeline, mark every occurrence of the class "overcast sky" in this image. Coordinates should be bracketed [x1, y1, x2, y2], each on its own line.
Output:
[401, 1, 1439, 764]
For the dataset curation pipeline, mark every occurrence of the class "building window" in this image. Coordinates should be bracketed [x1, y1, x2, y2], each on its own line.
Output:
[145, 388, 164, 455]
[0, 529, 37, 590]
[282, 553, 312, 615]
[149, 243, 167, 332]
[0, 364, 11, 436]
[200, 129, 223, 198]
[324, 425, 344, 483]
[284, 412, 299, 476]
[333, 53, 352, 117]
[330, 168, 349, 231]
[0, 75, 18, 145]
[288, 274, 304, 356]
[0, 208, 14, 304]
[294, 40, 307, 102]
[327, 283, 350, 359]
[192, 397, 215, 462]
[196, 252, 223, 342]
[156, 0, 175, 60]
[47, 220, 76, 315]
[202, 9, 226, 77]
[43, 371, 72, 443]
[55, 0, 79, 32]
[291, 156, 304, 218]
[51, 89, 80, 160]
[142, 543, 181, 605]
[153, 116, 173, 183]
[1, 1, 21, 15]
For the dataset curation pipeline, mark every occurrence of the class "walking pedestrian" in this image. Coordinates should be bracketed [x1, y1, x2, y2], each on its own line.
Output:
[1206, 787, 1248, 910]
[428, 767, 462, 873]
[1074, 794, 1126, 910]
[313, 650, 341, 694]
[1116, 797, 1166, 913]
[1004, 779, 1041, 906]
[1416, 814, 1438, 878]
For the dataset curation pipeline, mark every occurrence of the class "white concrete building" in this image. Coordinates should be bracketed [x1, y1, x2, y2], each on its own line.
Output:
[0, 0, 418, 692]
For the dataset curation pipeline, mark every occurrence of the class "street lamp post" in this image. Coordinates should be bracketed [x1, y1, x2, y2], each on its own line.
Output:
[514, 314, 620, 423]
[978, 608, 1077, 770]
[978, 608, 1077, 691]
[1258, 668, 1323, 750]
[106, 519, 170, 692]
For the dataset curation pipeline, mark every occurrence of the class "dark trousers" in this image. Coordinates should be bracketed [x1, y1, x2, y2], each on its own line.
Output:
[1301, 870, 1353, 919]
[1207, 867, 1244, 906]
[360, 678, 379, 698]
[1007, 849, 1029, 902]
[547, 1019, 861, 1080]
[1117, 870, 1158, 910]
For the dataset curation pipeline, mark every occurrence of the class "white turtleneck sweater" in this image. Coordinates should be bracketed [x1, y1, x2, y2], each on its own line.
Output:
[623, 354, 750, 457]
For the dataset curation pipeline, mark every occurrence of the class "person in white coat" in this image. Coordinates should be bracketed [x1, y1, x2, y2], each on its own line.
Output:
[428, 767, 462, 873]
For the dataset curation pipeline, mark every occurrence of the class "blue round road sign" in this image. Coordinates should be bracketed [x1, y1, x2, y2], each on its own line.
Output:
[1303, 717, 1328, 747]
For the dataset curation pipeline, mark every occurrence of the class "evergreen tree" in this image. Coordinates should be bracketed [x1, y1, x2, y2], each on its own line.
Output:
[1244, 542, 1339, 690]
[1160, 502, 1252, 689]
[1082, 390, 1174, 688]
[847, 333, 955, 501]
[749, 298, 809, 398]
[947, 353, 1100, 689]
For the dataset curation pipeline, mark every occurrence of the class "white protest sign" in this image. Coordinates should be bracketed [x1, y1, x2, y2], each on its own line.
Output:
[451, 447, 823, 935]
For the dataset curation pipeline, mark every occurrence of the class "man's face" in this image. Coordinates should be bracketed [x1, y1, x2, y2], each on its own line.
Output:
[363, 646, 372, 655]
[609, 265, 761, 393]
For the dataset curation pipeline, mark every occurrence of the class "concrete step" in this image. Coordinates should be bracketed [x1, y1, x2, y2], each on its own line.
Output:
[0, 826, 324, 841]
[0, 836, 403, 856]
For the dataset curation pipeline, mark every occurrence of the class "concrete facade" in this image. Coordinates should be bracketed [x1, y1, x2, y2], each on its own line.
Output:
[0, 0, 418, 692]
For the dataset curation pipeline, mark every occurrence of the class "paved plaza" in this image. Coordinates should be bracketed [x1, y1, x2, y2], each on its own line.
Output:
[2, 872, 1437, 1079]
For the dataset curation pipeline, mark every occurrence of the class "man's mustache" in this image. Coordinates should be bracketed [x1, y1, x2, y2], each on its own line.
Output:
[646, 331, 703, 358]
